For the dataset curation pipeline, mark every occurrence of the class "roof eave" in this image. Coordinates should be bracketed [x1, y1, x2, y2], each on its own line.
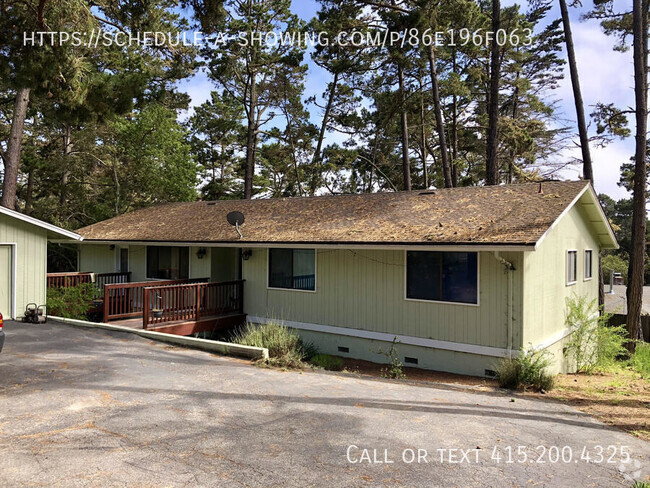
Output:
[0, 206, 83, 241]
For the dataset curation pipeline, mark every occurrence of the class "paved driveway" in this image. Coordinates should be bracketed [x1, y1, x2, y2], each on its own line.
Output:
[0, 321, 648, 487]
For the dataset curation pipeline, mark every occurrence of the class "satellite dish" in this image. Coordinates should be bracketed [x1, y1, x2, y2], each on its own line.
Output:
[227, 211, 245, 226]
[226, 211, 245, 239]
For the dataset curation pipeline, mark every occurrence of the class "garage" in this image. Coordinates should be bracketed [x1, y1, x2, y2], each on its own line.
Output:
[0, 206, 81, 319]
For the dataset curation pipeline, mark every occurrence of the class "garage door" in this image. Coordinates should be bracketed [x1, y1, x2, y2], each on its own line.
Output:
[0, 246, 12, 318]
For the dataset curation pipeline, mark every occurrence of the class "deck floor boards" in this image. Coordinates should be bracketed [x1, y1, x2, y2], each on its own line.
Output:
[110, 313, 246, 336]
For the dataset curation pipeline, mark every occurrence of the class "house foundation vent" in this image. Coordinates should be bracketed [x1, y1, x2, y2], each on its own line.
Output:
[484, 369, 497, 378]
[404, 357, 418, 365]
[337, 346, 349, 353]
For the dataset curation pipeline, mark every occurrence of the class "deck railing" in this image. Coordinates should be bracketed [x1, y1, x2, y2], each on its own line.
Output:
[143, 280, 244, 329]
[47, 271, 131, 291]
[96, 272, 131, 290]
[47, 272, 93, 288]
[102, 278, 208, 322]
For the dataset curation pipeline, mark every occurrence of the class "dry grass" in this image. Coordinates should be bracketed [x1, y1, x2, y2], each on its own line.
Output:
[531, 367, 650, 440]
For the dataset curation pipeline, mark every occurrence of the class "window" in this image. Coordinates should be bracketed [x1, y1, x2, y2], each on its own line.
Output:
[584, 250, 593, 280]
[146, 246, 189, 280]
[406, 251, 478, 304]
[567, 250, 577, 285]
[268, 248, 316, 291]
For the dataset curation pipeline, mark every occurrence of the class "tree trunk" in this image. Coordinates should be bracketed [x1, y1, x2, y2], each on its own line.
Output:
[60, 124, 72, 205]
[244, 76, 257, 200]
[398, 64, 411, 191]
[1, 87, 31, 209]
[626, 0, 648, 352]
[485, 0, 501, 186]
[24, 170, 34, 215]
[559, 0, 593, 181]
[428, 45, 452, 188]
[310, 72, 339, 196]
[419, 82, 429, 189]
[451, 49, 459, 187]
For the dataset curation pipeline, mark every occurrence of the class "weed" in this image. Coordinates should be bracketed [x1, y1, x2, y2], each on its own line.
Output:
[311, 354, 344, 371]
[495, 348, 555, 392]
[563, 295, 628, 373]
[376, 336, 406, 379]
[630, 342, 650, 378]
[231, 320, 316, 369]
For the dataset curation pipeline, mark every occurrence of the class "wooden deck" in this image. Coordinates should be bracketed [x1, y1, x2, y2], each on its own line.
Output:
[112, 313, 246, 336]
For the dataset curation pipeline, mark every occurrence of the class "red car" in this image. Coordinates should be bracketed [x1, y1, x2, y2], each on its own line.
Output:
[0, 313, 4, 352]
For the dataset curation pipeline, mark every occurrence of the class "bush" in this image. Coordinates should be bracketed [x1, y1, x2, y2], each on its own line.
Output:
[231, 320, 317, 369]
[563, 295, 628, 373]
[46, 283, 99, 319]
[496, 348, 555, 392]
[602, 254, 628, 284]
[376, 336, 406, 379]
[311, 354, 344, 371]
[631, 342, 650, 378]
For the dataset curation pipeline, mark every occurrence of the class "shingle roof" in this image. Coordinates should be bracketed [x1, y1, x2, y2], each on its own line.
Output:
[76, 180, 604, 247]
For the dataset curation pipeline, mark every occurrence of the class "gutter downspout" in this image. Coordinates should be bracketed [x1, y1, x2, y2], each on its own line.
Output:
[493, 251, 515, 358]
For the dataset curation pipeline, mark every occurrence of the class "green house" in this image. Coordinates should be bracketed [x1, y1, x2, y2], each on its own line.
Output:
[0, 206, 81, 319]
[71, 180, 617, 376]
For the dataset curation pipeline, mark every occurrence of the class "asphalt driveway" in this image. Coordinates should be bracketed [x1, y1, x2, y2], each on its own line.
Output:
[0, 320, 648, 487]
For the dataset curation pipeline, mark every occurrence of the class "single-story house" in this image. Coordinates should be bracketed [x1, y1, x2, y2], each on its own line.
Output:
[0, 206, 82, 319]
[70, 180, 617, 376]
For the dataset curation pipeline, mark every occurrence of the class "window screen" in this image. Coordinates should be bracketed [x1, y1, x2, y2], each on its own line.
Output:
[269, 248, 315, 291]
[567, 250, 577, 284]
[584, 250, 593, 279]
[406, 251, 478, 304]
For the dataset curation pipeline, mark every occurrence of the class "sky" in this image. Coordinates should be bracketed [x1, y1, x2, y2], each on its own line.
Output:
[176, 0, 635, 201]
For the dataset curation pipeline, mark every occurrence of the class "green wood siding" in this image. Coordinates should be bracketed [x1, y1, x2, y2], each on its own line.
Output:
[79, 244, 115, 274]
[80, 245, 224, 282]
[243, 249, 523, 348]
[0, 214, 48, 318]
[0, 246, 11, 317]
[522, 203, 600, 347]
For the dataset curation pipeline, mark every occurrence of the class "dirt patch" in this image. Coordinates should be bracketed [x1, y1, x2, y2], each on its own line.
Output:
[336, 356, 498, 387]
[326, 357, 650, 440]
[529, 370, 650, 440]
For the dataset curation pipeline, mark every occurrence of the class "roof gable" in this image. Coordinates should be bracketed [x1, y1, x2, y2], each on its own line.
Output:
[0, 206, 82, 241]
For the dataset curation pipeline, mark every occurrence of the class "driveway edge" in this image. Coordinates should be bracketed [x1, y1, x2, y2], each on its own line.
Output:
[49, 315, 269, 360]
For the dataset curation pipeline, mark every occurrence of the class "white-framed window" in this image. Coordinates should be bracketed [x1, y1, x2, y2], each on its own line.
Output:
[268, 248, 316, 291]
[567, 250, 577, 285]
[405, 251, 479, 305]
[584, 250, 593, 280]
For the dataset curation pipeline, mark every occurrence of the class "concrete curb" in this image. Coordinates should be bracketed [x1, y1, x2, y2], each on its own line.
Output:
[50, 316, 269, 361]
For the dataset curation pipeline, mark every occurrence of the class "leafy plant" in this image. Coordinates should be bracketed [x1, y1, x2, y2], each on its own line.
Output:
[46, 283, 99, 319]
[631, 342, 650, 378]
[231, 320, 317, 369]
[496, 348, 555, 392]
[376, 336, 406, 380]
[311, 354, 344, 371]
[563, 295, 628, 373]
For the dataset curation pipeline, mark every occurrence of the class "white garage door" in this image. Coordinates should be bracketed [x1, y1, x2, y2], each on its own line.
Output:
[0, 246, 12, 318]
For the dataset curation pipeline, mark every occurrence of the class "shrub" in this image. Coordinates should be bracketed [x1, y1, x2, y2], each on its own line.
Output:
[376, 336, 406, 379]
[46, 283, 99, 319]
[496, 348, 555, 392]
[563, 295, 628, 373]
[631, 342, 650, 378]
[231, 320, 317, 369]
[311, 354, 345, 371]
[602, 254, 628, 284]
